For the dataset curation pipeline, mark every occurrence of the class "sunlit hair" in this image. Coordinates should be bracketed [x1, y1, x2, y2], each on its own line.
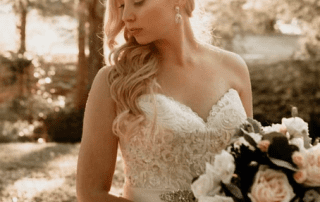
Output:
[104, 0, 212, 138]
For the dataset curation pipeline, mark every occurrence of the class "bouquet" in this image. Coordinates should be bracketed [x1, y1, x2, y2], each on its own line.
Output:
[191, 108, 320, 202]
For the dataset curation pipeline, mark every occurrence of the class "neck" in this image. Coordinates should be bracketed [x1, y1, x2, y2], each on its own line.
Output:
[153, 19, 201, 70]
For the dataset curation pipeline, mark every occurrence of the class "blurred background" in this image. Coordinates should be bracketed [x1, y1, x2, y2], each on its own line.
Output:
[0, 0, 319, 201]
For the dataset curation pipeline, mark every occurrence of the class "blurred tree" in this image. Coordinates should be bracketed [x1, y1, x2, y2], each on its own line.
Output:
[28, 0, 76, 17]
[203, 0, 248, 50]
[8, 55, 33, 98]
[280, 0, 320, 136]
[4, 0, 105, 111]
[86, 0, 105, 90]
[13, 0, 29, 54]
[243, 0, 281, 34]
[75, 0, 88, 111]
[74, 0, 105, 110]
[279, 0, 320, 60]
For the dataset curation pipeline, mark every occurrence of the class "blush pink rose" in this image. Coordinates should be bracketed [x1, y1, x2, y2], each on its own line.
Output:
[257, 140, 270, 152]
[293, 170, 307, 184]
[248, 168, 295, 202]
[279, 125, 287, 136]
[302, 149, 320, 186]
[292, 152, 306, 168]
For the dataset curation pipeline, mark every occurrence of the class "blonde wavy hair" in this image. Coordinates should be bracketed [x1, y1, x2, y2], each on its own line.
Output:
[104, 0, 212, 138]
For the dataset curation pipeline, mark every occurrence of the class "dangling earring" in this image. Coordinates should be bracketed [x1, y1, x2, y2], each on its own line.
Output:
[175, 6, 182, 24]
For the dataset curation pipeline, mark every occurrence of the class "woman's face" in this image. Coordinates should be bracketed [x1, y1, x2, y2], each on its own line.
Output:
[117, 0, 178, 44]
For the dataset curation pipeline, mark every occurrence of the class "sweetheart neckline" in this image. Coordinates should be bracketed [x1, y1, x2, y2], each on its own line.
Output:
[139, 88, 239, 125]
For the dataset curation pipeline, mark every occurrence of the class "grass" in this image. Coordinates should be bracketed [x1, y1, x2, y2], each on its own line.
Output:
[0, 143, 124, 202]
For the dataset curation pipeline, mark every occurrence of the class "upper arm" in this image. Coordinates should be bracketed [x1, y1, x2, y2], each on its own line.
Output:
[76, 67, 119, 198]
[235, 55, 253, 118]
[225, 52, 253, 118]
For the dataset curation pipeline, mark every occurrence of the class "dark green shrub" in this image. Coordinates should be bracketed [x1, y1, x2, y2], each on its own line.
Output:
[249, 59, 320, 141]
[44, 108, 84, 143]
[0, 135, 12, 143]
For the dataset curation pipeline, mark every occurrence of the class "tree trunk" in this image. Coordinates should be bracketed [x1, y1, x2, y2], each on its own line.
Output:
[86, 0, 105, 89]
[15, 0, 28, 54]
[75, 0, 88, 111]
[14, 0, 28, 99]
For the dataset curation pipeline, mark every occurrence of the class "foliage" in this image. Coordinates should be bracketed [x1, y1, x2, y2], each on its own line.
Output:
[202, 0, 248, 49]
[3, 52, 33, 85]
[242, 0, 320, 60]
[4, 0, 77, 17]
[43, 107, 84, 143]
[0, 52, 77, 142]
[0, 119, 44, 143]
[28, 0, 76, 17]
[249, 60, 320, 140]
[242, 0, 282, 34]
[281, 0, 320, 60]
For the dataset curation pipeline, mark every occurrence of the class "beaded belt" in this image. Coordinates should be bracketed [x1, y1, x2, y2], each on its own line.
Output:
[159, 190, 198, 202]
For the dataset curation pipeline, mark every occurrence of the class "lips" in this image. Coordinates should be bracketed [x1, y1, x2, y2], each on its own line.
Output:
[128, 28, 143, 35]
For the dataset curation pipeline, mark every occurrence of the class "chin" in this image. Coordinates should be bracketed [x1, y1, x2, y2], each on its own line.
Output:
[134, 36, 154, 45]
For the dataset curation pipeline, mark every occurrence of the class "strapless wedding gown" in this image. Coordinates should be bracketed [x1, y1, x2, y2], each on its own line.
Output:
[117, 88, 247, 202]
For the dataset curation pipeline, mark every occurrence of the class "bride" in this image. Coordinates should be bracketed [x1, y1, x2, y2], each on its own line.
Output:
[76, 0, 253, 201]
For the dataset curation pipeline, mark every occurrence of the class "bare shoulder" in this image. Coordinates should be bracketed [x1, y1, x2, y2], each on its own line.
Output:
[95, 65, 112, 83]
[205, 44, 248, 77]
[89, 66, 114, 97]
[204, 44, 253, 117]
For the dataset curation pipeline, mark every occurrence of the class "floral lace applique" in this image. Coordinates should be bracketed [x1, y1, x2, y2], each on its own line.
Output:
[118, 89, 247, 190]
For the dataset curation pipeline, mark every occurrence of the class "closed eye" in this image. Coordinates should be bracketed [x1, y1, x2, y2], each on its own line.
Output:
[134, 0, 144, 6]
[118, 0, 144, 9]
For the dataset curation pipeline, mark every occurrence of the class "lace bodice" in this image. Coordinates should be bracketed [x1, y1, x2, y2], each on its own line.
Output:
[118, 88, 247, 191]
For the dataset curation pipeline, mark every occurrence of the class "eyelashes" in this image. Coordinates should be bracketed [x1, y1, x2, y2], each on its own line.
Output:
[134, 0, 145, 6]
[118, 0, 145, 9]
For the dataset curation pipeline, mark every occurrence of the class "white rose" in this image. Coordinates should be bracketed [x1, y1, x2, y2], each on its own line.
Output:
[211, 150, 235, 184]
[290, 137, 307, 153]
[191, 173, 220, 199]
[282, 117, 311, 148]
[282, 117, 309, 137]
[263, 124, 289, 138]
[198, 195, 234, 202]
[263, 123, 285, 133]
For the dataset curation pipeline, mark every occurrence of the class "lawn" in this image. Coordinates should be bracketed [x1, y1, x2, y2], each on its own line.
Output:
[0, 143, 124, 202]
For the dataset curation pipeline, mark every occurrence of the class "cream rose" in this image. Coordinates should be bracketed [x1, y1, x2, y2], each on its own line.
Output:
[198, 195, 234, 202]
[192, 152, 235, 200]
[257, 140, 270, 152]
[293, 169, 307, 184]
[248, 168, 295, 202]
[292, 151, 306, 168]
[302, 146, 320, 186]
[282, 117, 309, 137]
[211, 150, 235, 184]
[191, 174, 215, 199]
[290, 137, 307, 153]
[282, 117, 311, 148]
[263, 124, 287, 136]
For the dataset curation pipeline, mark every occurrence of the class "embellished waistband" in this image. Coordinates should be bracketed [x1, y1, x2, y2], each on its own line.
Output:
[123, 185, 196, 202]
[159, 189, 197, 202]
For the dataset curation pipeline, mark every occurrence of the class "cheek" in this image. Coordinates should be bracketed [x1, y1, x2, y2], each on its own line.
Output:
[139, 6, 173, 32]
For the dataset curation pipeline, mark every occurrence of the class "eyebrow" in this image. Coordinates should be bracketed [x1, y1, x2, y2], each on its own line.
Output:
[116, 0, 124, 4]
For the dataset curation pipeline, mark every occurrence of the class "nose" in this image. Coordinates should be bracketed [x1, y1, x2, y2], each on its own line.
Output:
[122, 6, 136, 22]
